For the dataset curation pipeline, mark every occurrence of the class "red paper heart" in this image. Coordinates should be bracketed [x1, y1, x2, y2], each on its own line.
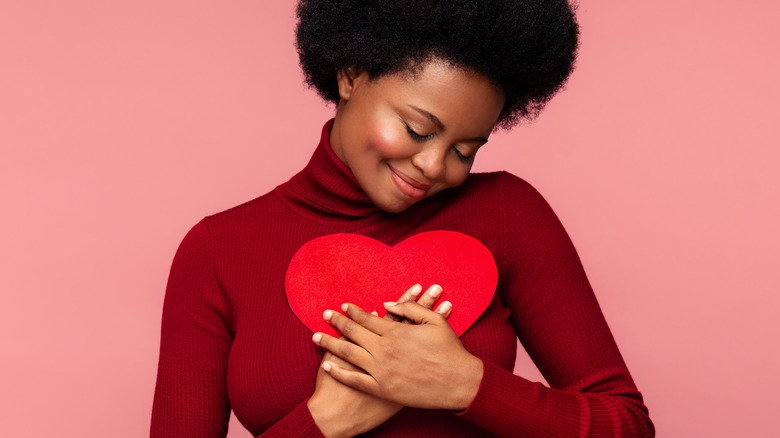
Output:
[285, 230, 497, 337]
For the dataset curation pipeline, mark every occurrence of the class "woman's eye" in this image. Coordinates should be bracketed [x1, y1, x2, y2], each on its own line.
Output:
[405, 124, 433, 142]
[453, 147, 475, 163]
[404, 122, 473, 162]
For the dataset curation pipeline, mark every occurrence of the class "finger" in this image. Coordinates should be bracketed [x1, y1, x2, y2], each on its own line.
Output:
[341, 303, 393, 336]
[434, 300, 453, 319]
[322, 351, 363, 372]
[321, 337, 364, 371]
[414, 284, 443, 309]
[383, 300, 447, 326]
[385, 284, 422, 322]
[312, 332, 373, 371]
[398, 283, 423, 303]
[320, 360, 381, 396]
[324, 309, 378, 346]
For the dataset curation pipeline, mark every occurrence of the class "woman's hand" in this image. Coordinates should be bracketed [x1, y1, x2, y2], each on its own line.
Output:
[307, 284, 453, 437]
[312, 287, 484, 411]
[307, 350, 400, 438]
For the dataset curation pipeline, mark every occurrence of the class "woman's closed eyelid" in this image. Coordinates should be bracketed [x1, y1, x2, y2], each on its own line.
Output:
[404, 123, 434, 141]
[402, 118, 478, 162]
[453, 146, 475, 163]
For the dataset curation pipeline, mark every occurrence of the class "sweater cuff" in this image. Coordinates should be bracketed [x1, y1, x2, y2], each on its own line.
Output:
[456, 359, 514, 422]
[456, 360, 588, 437]
[257, 400, 324, 437]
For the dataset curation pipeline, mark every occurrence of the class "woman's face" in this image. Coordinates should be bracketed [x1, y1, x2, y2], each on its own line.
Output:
[329, 58, 505, 213]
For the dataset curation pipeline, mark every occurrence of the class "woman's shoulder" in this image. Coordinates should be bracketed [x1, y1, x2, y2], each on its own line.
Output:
[468, 170, 530, 185]
[462, 171, 562, 230]
[210, 187, 288, 224]
[466, 170, 548, 203]
[176, 188, 286, 247]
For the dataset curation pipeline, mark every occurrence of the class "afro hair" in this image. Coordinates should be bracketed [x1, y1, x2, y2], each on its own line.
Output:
[295, 0, 579, 129]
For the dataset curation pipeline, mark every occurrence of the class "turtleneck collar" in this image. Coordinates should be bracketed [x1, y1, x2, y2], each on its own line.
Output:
[275, 119, 382, 220]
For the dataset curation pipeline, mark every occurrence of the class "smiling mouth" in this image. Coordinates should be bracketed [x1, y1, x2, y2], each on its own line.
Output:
[388, 165, 430, 200]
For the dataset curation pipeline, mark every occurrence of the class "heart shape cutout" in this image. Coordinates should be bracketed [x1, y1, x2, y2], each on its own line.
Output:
[285, 230, 498, 337]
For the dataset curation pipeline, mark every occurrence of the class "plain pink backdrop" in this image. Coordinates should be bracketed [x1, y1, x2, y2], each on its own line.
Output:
[2, 2, 778, 436]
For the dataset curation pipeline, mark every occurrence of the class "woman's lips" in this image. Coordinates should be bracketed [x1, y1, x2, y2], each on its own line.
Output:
[388, 165, 430, 200]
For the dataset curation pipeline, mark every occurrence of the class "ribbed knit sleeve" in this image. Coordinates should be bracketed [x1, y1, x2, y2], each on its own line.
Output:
[458, 172, 655, 437]
[255, 401, 324, 438]
[150, 219, 234, 437]
[150, 219, 328, 437]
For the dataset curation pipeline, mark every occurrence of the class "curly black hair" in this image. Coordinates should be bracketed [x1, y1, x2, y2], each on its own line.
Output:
[295, 0, 579, 129]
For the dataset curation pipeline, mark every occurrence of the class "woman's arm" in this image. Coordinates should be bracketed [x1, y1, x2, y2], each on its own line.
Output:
[150, 219, 234, 437]
[150, 224, 444, 437]
[315, 173, 654, 436]
[456, 172, 654, 436]
[150, 219, 324, 437]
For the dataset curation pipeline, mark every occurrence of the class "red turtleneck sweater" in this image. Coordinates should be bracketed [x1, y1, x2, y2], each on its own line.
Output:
[150, 120, 654, 437]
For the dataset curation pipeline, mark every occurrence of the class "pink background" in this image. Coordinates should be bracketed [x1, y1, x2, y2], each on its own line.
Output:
[2, 2, 778, 436]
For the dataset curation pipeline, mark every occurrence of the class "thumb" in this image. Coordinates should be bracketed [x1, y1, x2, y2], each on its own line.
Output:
[383, 300, 448, 326]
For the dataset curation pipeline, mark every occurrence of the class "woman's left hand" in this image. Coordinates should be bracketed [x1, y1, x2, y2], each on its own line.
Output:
[311, 300, 484, 411]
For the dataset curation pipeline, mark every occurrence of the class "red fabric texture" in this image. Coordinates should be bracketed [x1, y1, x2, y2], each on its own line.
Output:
[150, 120, 654, 437]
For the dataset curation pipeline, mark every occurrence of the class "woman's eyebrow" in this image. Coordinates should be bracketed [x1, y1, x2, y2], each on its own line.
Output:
[407, 104, 489, 143]
[408, 105, 445, 130]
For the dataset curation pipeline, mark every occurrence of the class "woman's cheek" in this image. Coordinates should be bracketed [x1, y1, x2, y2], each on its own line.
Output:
[370, 123, 411, 159]
[445, 158, 473, 186]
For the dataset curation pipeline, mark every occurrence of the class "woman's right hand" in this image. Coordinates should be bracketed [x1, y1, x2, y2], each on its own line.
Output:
[307, 284, 451, 437]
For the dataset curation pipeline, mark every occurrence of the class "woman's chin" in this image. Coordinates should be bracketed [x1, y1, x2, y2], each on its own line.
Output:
[370, 194, 415, 214]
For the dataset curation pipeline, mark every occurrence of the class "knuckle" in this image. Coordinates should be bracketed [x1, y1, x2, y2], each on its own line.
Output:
[336, 342, 354, 359]
[351, 308, 368, 324]
[347, 374, 366, 389]
[339, 320, 357, 337]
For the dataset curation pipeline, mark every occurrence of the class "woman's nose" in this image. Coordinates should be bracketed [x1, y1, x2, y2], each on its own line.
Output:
[410, 144, 446, 181]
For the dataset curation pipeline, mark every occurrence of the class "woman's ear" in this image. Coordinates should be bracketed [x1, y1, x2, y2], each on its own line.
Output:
[336, 66, 364, 101]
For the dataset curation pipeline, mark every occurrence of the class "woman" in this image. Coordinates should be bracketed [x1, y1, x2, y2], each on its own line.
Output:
[151, 1, 654, 436]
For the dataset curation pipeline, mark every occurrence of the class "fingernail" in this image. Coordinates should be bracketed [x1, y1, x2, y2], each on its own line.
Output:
[321, 361, 332, 372]
[429, 284, 442, 298]
[383, 301, 398, 307]
[323, 310, 334, 321]
[312, 332, 322, 343]
[410, 284, 422, 297]
[341, 303, 349, 312]
[370, 311, 379, 316]
[437, 300, 452, 314]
